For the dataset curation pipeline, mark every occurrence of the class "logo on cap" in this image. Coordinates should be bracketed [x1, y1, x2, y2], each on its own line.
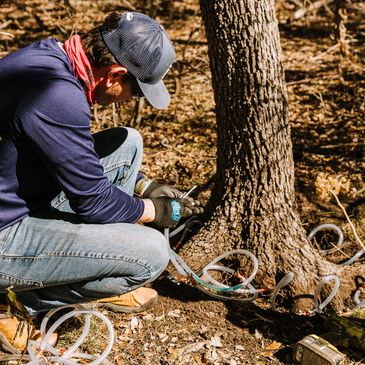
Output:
[126, 13, 133, 21]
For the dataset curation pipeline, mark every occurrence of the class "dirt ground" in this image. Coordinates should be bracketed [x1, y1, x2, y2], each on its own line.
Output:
[0, 0, 364, 364]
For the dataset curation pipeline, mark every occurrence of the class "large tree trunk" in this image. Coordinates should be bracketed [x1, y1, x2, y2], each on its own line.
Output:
[181, 0, 361, 311]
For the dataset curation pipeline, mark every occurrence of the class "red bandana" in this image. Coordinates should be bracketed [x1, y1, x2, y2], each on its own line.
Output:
[64, 35, 96, 105]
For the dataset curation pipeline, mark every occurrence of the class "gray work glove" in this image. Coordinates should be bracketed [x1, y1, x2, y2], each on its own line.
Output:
[143, 181, 182, 199]
[151, 197, 204, 229]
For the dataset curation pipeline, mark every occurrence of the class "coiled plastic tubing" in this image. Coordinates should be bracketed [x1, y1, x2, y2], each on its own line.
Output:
[20, 222, 363, 363]
[307, 223, 365, 311]
[165, 227, 294, 309]
[354, 286, 365, 308]
[24, 305, 114, 365]
[165, 221, 363, 312]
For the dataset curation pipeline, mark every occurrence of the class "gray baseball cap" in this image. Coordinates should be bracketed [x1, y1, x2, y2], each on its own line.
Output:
[102, 12, 176, 109]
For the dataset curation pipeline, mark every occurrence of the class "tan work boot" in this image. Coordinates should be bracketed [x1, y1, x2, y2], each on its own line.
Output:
[0, 305, 57, 354]
[87, 287, 158, 313]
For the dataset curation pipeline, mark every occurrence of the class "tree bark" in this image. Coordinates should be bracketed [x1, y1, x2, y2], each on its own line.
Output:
[180, 0, 362, 311]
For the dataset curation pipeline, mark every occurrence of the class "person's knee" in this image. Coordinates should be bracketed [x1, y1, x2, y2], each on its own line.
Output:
[124, 127, 143, 155]
[93, 127, 129, 158]
[145, 229, 170, 281]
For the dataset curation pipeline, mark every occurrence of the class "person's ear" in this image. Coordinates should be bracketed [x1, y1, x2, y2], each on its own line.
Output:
[105, 65, 128, 88]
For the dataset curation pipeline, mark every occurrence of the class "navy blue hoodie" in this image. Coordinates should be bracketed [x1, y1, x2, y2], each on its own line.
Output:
[0, 38, 144, 230]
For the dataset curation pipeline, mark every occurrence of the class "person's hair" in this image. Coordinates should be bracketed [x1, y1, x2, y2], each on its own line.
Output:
[81, 12, 120, 68]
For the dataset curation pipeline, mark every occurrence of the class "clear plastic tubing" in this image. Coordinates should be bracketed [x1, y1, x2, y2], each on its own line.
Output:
[196, 282, 258, 302]
[165, 223, 295, 304]
[203, 249, 259, 287]
[340, 249, 365, 266]
[25, 305, 115, 365]
[307, 223, 344, 251]
[313, 274, 340, 313]
[308, 223, 364, 265]
[270, 272, 295, 311]
[169, 222, 188, 238]
[354, 287, 365, 308]
[202, 262, 258, 298]
[165, 225, 259, 295]
[166, 218, 363, 308]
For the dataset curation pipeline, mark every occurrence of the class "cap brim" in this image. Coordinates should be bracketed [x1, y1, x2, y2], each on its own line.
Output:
[137, 78, 170, 109]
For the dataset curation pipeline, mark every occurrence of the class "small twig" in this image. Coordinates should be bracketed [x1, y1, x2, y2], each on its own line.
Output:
[0, 20, 12, 30]
[0, 31, 14, 39]
[120, 0, 137, 11]
[161, 142, 186, 156]
[310, 43, 340, 61]
[335, 0, 351, 58]
[185, 62, 211, 79]
[354, 187, 365, 196]
[0, 354, 30, 362]
[289, 0, 304, 7]
[112, 103, 118, 127]
[93, 105, 99, 125]
[131, 97, 145, 128]
[323, 240, 353, 258]
[174, 75, 182, 97]
[290, 0, 335, 21]
[286, 77, 312, 86]
[330, 190, 365, 250]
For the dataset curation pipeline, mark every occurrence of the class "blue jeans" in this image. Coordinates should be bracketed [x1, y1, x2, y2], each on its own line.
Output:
[0, 127, 169, 316]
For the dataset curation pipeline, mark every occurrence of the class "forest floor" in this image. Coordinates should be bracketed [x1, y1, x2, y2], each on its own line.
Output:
[0, 0, 364, 364]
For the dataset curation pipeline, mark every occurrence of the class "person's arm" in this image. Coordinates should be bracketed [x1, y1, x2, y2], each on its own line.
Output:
[18, 82, 144, 223]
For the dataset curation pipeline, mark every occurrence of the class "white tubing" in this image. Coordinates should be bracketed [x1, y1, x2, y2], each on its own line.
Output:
[354, 287, 365, 308]
[270, 272, 295, 311]
[169, 223, 187, 238]
[313, 275, 340, 313]
[340, 249, 365, 266]
[168, 223, 301, 306]
[25, 306, 115, 365]
[166, 216, 360, 309]
[165, 228, 189, 277]
[308, 224, 364, 266]
[166, 222, 277, 303]
[195, 282, 259, 302]
[202, 265, 236, 287]
[204, 250, 259, 287]
[307, 223, 344, 251]
[202, 266, 257, 295]
[308, 224, 364, 307]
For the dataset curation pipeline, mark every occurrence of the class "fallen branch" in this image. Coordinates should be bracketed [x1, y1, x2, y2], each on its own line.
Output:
[310, 43, 340, 61]
[161, 141, 186, 156]
[290, 0, 335, 21]
[0, 31, 14, 40]
[330, 190, 365, 250]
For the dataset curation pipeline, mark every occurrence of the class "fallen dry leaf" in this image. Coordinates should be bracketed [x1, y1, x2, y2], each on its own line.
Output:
[265, 341, 281, 351]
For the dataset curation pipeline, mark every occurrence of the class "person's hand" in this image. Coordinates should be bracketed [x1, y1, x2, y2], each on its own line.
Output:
[143, 181, 182, 199]
[151, 197, 203, 229]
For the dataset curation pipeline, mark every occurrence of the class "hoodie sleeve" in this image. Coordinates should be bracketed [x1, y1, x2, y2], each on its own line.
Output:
[16, 80, 144, 223]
